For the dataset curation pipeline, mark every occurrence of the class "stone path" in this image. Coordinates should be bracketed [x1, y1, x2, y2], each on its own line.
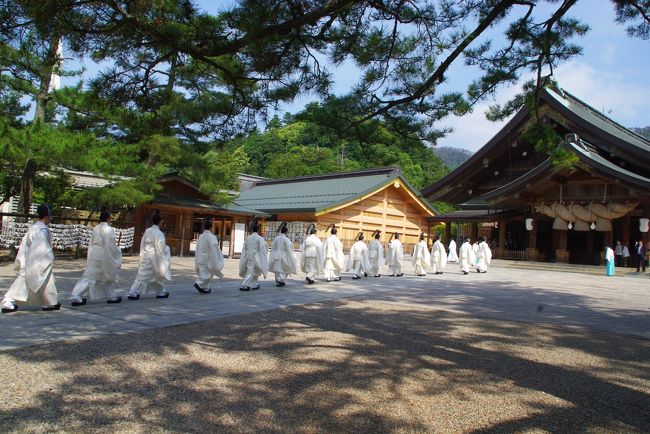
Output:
[1, 256, 649, 350]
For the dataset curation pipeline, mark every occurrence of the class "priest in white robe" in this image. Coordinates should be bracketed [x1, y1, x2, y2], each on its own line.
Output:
[346, 232, 371, 279]
[386, 233, 404, 276]
[239, 222, 269, 290]
[323, 225, 345, 282]
[269, 222, 297, 287]
[459, 237, 475, 275]
[368, 230, 384, 277]
[447, 238, 459, 262]
[71, 211, 122, 305]
[128, 214, 171, 300]
[194, 218, 224, 294]
[2, 204, 60, 313]
[412, 233, 431, 276]
[476, 236, 492, 273]
[430, 234, 447, 275]
[301, 224, 324, 284]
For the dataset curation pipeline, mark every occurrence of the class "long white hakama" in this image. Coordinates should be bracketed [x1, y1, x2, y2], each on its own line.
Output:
[346, 241, 371, 278]
[130, 224, 171, 296]
[323, 235, 345, 281]
[269, 233, 297, 284]
[194, 230, 224, 290]
[412, 240, 431, 276]
[72, 222, 122, 301]
[459, 241, 475, 274]
[430, 240, 447, 274]
[387, 239, 404, 276]
[447, 240, 458, 262]
[239, 233, 269, 288]
[476, 241, 492, 273]
[368, 239, 384, 276]
[301, 234, 324, 281]
[3, 221, 58, 308]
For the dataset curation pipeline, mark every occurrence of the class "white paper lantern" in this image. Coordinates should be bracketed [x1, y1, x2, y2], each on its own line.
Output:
[640, 218, 649, 233]
[525, 218, 534, 231]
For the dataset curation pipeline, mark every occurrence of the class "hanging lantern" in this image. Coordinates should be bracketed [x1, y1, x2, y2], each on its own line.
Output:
[590, 222, 596, 230]
[567, 221, 573, 230]
[640, 218, 649, 233]
[525, 218, 534, 231]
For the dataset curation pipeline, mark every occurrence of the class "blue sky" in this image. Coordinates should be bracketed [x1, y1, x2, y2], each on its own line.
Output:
[65, 1, 649, 152]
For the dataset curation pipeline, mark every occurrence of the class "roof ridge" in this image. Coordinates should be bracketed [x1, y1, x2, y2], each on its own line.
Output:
[253, 166, 400, 186]
[554, 88, 650, 145]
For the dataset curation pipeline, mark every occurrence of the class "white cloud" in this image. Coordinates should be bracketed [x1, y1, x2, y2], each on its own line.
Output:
[436, 60, 650, 152]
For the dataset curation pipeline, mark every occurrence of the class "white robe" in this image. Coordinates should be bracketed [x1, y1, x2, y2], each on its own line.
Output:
[412, 240, 431, 276]
[472, 242, 479, 265]
[3, 221, 58, 307]
[72, 222, 122, 300]
[323, 234, 345, 280]
[269, 233, 297, 282]
[131, 224, 171, 295]
[430, 240, 447, 273]
[387, 239, 404, 275]
[346, 240, 371, 277]
[301, 234, 324, 279]
[476, 241, 492, 272]
[239, 233, 269, 287]
[368, 239, 384, 276]
[194, 230, 224, 288]
[459, 241, 475, 273]
[447, 240, 458, 262]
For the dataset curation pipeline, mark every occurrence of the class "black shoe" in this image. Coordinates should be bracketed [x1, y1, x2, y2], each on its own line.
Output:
[251, 285, 260, 290]
[1, 305, 18, 314]
[463, 271, 469, 275]
[364, 272, 368, 277]
[194, 283, 207, 294]
[276, 282, 286, 287]
[156, 292, 170, 299]
[71, 298, 87, 307]
[107, 296, 122, 304]
[307, 279, 315, 285]
[335, 277, 342, 281]
[240, 286, 250, 291]
[127, 294, 140, 300]
[397, 273, 403, 277]
[352, 276, 360, 280]
[42, 303, 62, 311]
[389, 274, 395, 277]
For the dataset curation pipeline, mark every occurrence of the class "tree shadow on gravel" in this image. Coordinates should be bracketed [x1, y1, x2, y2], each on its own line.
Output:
[1, 298, 649, 433]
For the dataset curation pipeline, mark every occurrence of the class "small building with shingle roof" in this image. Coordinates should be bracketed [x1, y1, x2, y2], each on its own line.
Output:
[235, 167, 439, 252]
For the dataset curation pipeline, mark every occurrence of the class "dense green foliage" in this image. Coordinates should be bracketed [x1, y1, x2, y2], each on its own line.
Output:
[0, 0, 647, 212]
[632, 126, 650, 140]
[432, 147, 474, 169]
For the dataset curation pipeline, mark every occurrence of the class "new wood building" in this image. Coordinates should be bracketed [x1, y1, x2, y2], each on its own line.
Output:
[422, 85, 650, 265]
[235, 167, 439, 252]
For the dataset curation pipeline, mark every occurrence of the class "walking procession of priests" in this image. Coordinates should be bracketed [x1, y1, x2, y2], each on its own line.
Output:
[269, 222, 297, 286]
[3, 210, 506, 315]
[71, 211, 122, 305]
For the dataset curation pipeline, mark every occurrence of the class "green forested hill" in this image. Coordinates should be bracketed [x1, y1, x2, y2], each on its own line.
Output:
[225, 99, 449, 189]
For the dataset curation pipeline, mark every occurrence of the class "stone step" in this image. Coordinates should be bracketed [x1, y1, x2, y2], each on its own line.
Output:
[492, 259, 632, 276]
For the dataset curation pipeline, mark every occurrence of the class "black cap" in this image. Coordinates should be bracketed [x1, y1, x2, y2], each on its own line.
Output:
[37, 204, 51, 218]
[278, 222, 288, 233]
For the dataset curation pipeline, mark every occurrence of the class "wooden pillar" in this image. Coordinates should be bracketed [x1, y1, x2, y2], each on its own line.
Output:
[555, 229, 569, 263]
[526, 220, 539, 261]
[444, 222, 451, 244]
[470, 222, 478, 241]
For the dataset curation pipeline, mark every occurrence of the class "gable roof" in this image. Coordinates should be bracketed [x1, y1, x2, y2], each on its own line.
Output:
[422, 85, 650, 200]
[234, 167, 438, 216]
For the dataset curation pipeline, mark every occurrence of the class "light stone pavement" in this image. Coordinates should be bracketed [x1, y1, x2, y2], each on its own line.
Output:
[1, 254, 649, 351]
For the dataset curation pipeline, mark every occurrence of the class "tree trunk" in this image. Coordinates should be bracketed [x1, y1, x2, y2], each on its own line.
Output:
[17, 34, 61, 218]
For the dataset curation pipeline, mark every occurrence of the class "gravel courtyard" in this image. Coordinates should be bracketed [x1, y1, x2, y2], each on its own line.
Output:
[0, 257, 649, 433]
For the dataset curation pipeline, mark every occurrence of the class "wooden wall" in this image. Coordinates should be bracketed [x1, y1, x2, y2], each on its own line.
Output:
[316, 185, 430, 252]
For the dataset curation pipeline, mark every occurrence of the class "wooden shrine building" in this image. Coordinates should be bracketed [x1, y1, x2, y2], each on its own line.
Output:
[422, 85, 650, 265]
[235, 167, 439, 253]
[132, 173, 266, 257]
